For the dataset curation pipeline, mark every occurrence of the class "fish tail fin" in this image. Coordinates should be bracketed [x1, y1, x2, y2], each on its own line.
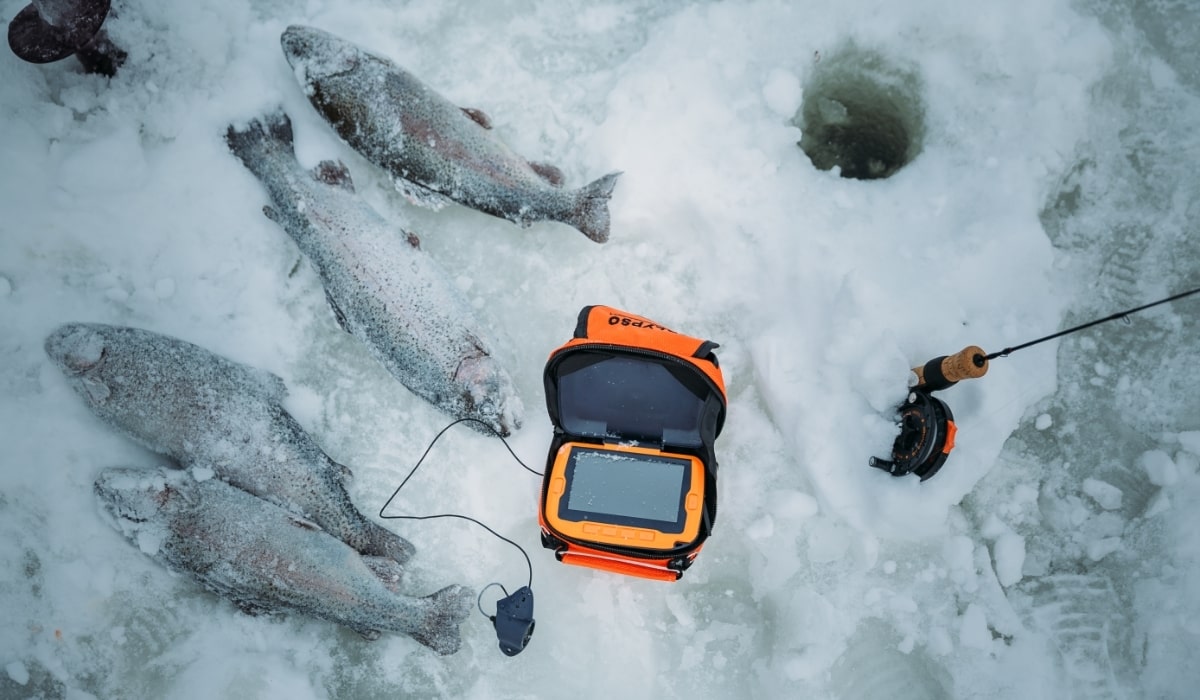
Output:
[564, 171, 622, 243]
[364, 522, 416, 565]
[408, 584, 474, 655]
[224, 109, 295, 174]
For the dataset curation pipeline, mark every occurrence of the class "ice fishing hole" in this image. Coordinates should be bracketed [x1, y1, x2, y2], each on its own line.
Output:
[795, 47, 925, 180]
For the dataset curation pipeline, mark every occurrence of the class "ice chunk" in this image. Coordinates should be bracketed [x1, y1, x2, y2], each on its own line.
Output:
[6, 661, 29, 685]
[1082, 478, 1123, 510]
[992, 534, 1025, 586]
[959, 604, 990, 649]
[1140, 450, 1178, 486]
[1087, 537, 1122, 561]
[1178, 431, 1200, 457]
[1035, 413, 1052, 430]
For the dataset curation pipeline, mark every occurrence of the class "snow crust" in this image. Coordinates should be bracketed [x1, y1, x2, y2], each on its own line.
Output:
[1, 0, 1198, 697]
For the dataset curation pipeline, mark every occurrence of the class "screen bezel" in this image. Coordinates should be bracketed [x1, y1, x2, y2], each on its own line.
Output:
[559, 446, 690, 532]
[543, 442, 705, 551]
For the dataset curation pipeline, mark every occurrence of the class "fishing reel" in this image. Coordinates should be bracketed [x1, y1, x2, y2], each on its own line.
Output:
[869, 390, 956, 480]
[870, 346, 987, 481]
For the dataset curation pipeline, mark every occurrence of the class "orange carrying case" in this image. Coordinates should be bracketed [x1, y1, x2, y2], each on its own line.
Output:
[539, 306, 728, 581]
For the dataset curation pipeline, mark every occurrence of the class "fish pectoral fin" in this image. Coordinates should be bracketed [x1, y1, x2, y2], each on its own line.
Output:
[353, 626, 383, 641]
[263, 204, 282, 222]
[324, 288, 351, 333]
[312, 159, 356, 192]
[81, 376, 111, 404]
[286, 514, 322, 532]
[333, 459, 353, 481]
[404, 230, 421, 249]
[395, 178, 451, 210]
[461, 107, 493, 130]
[529, 161, 566, 187]
[362, 555, 405, 593]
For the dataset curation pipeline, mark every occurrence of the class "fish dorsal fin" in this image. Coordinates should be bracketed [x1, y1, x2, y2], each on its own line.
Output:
[312, 159, 355, 192]
[529, 161, 565, 187]
[324, 288, 351, 333]
[461, 107, 493, 130]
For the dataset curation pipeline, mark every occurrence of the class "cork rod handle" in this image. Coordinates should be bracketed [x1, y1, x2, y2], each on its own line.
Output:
[912, 345, 988, 392]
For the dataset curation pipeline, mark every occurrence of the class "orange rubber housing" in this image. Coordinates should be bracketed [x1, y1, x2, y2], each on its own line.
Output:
[539, 305, 728, 582]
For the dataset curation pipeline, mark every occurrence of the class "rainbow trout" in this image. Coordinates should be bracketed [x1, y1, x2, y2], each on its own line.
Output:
[94, 467, 472, 654]
[45, 322, 415, 564]
[281, 24, 621, 243]
[225, 110, 523, 436]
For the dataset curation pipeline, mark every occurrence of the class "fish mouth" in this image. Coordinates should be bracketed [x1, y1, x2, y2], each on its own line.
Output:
[453, 353, 523, 437]
[44, 323, 108, 376]
[280, 25, 360, 80]
[93, 467, 186, 523]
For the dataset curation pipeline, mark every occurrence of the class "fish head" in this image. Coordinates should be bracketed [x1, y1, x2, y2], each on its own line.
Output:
[93, 467, 194, 529]
[45, 322, 108, 375]
[454, 352, 524, 437]
[281, 25, 362, 83]
[44, 322, 116, 404]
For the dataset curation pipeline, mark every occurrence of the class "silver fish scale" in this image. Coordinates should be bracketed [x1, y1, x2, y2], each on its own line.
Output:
[225, 111, 522, 435]
[94, 467, 472, 654]
[45, 322, 414, 564]
[282, 25, 620, 243]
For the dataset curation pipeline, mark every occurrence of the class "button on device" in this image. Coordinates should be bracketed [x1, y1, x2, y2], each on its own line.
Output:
[686, 493, 700, 511]
[551, 477, 565, 495]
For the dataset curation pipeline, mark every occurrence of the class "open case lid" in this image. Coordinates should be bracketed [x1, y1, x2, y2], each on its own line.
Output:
[543, 306, 727, 450]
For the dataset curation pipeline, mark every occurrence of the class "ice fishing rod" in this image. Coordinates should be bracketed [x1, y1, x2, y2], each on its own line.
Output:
[379, 417, 539, 656]
[870, 285, 1200, 480]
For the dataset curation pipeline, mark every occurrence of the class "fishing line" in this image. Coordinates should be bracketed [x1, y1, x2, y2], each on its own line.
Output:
[986, 285, 1200, 361]
[378, 417, 541, 590]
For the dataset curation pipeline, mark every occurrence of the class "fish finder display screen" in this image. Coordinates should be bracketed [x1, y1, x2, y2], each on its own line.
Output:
[562, 447, 689, 529]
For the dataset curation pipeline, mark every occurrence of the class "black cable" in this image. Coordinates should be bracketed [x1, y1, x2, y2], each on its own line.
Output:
[377, 417, 540, 589]
[985, 285, 1200, 361]
[477, 582, 510, 618]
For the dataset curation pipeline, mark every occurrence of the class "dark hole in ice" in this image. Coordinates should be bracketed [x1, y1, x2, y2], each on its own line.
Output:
[794, 46, 925, 180]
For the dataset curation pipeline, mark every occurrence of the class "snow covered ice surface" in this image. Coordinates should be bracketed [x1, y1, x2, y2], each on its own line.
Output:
[0, 0, 1197, 698]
